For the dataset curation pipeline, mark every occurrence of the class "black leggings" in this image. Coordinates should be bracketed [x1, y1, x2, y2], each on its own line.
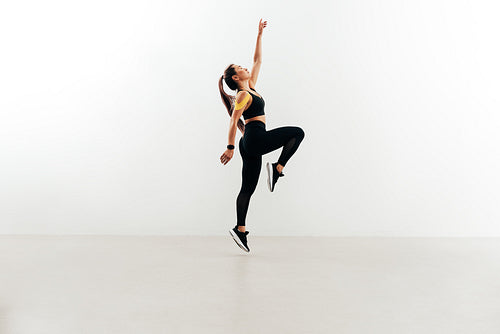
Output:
[236, 121, 305, 226]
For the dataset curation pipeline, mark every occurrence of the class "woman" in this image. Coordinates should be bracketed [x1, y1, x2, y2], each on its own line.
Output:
[218, 19, 305, 252]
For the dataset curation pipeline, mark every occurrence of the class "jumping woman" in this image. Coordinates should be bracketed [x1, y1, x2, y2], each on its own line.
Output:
[219, 19, 305, 252]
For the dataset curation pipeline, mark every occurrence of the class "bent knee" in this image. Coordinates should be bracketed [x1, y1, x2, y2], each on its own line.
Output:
[296, 127, 305, 139]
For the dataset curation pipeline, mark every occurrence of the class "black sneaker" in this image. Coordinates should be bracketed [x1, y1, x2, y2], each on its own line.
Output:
[266, 162, 284, 192]
[229, 226, 250, 252]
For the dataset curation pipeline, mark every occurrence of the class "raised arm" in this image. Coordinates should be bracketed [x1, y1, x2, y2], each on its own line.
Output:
[250, 19, 267, 87]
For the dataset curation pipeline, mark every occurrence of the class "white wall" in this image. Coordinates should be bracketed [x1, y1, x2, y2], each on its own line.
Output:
[1, 0, 499, 236]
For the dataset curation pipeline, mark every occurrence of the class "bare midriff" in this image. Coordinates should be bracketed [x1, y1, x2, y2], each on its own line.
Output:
[245, 115, 266, 124]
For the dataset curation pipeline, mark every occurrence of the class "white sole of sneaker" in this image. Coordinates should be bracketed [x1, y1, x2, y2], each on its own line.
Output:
[266, 162, 273, 192]
[229, 229, 249, 252]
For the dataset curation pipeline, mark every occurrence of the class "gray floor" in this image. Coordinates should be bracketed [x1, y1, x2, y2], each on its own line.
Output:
[0, 235, 499, 334]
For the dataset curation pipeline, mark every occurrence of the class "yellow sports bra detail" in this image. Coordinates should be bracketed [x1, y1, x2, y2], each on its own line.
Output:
[235, 93, 250, 110]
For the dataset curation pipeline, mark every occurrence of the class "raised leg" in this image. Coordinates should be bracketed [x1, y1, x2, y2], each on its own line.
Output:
[259, 126, 305, 168]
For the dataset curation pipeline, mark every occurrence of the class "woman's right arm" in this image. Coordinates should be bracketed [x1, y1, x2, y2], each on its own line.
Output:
[227, 92, 250, 147]
[221, 92, 250, 165]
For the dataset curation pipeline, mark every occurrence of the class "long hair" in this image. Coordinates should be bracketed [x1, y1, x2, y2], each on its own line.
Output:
[219, 64, 245, 134]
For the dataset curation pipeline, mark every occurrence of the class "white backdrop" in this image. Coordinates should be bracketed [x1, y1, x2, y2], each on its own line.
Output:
[0, 0, 499, 236]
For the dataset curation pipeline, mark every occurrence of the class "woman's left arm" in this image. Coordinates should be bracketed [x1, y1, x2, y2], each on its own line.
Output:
[251, 19, 267, 84]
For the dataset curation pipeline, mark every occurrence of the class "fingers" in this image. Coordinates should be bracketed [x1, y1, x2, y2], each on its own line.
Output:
[220, 154, 232, 165]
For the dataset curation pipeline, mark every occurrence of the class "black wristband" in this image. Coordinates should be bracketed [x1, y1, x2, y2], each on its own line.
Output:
[227, 144, 235, 150]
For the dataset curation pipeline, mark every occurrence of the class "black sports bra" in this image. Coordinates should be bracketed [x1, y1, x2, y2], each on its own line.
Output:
[238, 88, 265, 120]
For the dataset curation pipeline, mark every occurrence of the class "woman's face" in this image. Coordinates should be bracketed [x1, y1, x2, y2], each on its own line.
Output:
[232, 65, 250, 81]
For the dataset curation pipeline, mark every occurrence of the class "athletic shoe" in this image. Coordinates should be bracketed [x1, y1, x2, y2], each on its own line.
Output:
[229, 226, 250, 252]
[266, 162, 285, 192]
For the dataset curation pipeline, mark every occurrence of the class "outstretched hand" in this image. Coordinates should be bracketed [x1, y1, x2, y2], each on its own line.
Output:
[220, 149, 234, 165]
[258, 18, 267, 35]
